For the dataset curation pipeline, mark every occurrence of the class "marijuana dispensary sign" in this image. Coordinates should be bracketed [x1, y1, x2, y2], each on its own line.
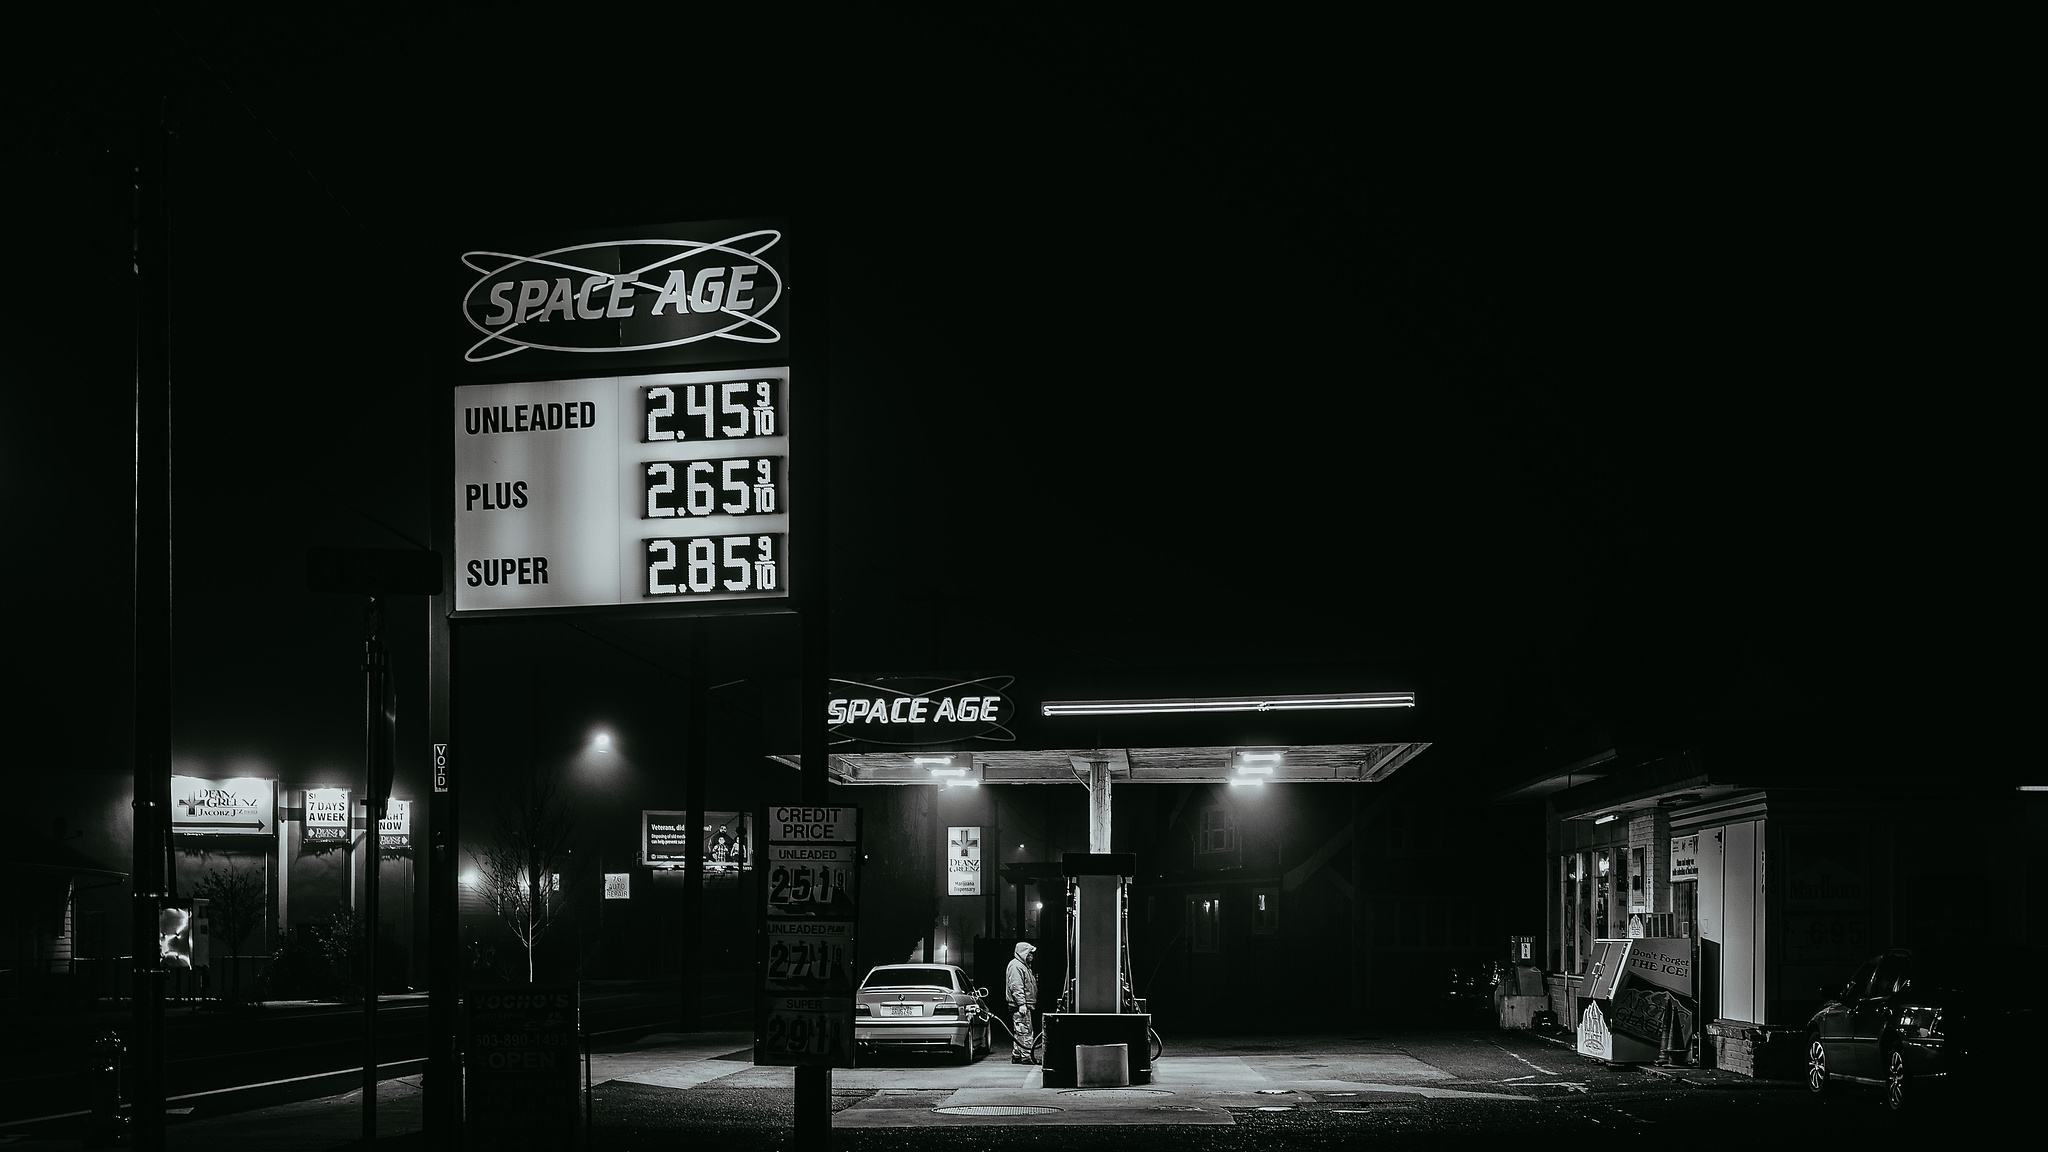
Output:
[948, 826, 982, 896]
[304, 787, 352, 843]
[171, 776, 274, 836]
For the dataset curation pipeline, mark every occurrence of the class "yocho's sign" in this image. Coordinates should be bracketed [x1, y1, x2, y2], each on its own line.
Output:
[827, 676, 1017, 747]
[461, 222, 786, 372]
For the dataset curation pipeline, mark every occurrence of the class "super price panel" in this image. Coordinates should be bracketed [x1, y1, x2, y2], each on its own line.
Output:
[452, 368, 791, 614]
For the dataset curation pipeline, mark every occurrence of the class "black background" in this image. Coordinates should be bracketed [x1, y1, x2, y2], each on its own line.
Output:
[3, 15, 2022, 874]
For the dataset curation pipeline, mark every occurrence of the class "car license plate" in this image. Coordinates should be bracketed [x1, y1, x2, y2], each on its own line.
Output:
[881, 1005, 920, 1016]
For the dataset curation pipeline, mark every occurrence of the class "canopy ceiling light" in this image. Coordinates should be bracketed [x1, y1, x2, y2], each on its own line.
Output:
[1234, 750, 1281, 775]
[1593, 813, 1619, 824]
[1041, 691, 1415, 717]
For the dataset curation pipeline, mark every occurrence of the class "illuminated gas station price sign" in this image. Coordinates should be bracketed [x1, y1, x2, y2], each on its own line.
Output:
[452, 368, 791, 615]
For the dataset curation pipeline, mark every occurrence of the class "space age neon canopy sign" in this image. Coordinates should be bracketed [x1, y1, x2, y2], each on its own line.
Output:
[461, 230, 783, 363]
[826, 676, 1017, 747]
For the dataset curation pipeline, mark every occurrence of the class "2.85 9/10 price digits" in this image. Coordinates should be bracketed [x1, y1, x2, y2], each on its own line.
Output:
[646, 534, 781, 597]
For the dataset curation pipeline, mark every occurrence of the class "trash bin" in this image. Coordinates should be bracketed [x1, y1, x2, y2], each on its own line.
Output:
[1076, 1043, 1130, 1088]
[1495, 963, 1548, 1029]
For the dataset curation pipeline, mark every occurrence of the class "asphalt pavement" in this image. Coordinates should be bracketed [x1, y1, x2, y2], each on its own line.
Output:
[1, 1020, 2023, 1150]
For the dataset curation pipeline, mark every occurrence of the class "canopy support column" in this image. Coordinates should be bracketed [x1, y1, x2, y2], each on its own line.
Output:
[1082, 759, 1112, 853]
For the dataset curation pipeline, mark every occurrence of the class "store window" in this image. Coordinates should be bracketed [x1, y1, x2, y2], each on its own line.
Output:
[1593, 848, 1612, 941]
[1560, 855, 1577, 971]
[1251, 887, 1279, 934]
[1188, 894, 1222, 953]
[1559, 847, 1629, 972]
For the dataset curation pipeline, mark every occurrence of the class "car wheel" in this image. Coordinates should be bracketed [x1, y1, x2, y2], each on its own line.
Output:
[1808, 1036, 1833, 1095]
[1886, 1048, 1909, 1113]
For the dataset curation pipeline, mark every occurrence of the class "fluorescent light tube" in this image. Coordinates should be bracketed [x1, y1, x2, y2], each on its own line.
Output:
[1041, 691, 1414, 717]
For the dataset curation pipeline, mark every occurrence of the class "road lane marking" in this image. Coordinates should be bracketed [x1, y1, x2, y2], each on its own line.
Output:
[168, 1059, 425, 1100]
[1492, 1043, 1557, 1076]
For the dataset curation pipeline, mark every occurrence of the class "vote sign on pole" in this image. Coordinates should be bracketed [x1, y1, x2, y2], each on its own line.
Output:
[755, 805, 861, 1067]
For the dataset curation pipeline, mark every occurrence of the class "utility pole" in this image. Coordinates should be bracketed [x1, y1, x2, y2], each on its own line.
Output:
[127, 34, 174, 1152]
[682, 621, 707, 1031]
[363, 599, 389, 1144]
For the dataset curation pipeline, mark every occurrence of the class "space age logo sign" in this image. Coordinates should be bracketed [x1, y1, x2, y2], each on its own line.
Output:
[461, 224, 785, 367]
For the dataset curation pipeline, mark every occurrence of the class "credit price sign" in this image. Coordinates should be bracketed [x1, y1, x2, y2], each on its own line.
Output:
[755, 805, 861, 1067]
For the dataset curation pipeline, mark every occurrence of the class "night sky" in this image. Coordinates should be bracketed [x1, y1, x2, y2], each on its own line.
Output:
[5, 17, 2013, 873]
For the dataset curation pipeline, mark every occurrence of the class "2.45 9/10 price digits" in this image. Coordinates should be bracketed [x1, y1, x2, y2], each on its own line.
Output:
[646, 534, 781, 597]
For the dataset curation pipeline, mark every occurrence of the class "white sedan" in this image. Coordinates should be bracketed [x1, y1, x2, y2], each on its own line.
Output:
[853, 964, 993, 1063]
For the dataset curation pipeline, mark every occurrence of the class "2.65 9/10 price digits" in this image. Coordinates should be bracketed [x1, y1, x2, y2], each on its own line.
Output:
[646, 534, 781, 597]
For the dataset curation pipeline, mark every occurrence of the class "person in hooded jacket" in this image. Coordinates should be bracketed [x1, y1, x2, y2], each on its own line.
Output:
[1005, 941, 1038, 1063]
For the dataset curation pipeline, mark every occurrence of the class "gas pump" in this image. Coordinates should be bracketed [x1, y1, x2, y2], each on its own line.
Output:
[1037, 853, 1154, 1088]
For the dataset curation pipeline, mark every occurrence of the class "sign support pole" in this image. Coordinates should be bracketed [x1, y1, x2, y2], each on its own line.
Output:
[363, 604, 387, 1144]
[127, 39, 174, 1152]
[682, 622, 707, 1031]
[426, 390, 461, 1140]
[793, 211, 833, 1142]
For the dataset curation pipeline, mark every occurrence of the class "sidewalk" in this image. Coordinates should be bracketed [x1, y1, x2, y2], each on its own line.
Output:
[1, 1025, 1804, 1149]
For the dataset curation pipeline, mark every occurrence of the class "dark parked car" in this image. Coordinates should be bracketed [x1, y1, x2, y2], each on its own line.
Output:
[1806, 947, 2041, 1112]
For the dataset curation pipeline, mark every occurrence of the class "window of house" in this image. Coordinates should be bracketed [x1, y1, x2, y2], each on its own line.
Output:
[1251, 887, 1278, 934]
[1189, 894, 1222, 953]
[1198, 807, 1237, 855]
[1388, 805, 1423, 853]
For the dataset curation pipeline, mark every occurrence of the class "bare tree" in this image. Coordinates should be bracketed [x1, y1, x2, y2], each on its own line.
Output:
[193, 861, 266, 1005]
[475, 769, 578, 982]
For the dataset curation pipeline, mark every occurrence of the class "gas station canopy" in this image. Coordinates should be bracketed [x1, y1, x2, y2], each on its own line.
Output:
[776, 742, 1430, 785]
